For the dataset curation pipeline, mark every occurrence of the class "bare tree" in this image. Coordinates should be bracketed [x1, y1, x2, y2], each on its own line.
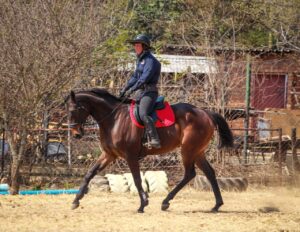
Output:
[0, 0, 121, 193]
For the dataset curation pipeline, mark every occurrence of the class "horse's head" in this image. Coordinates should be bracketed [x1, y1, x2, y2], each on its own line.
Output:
[66, 91, 90, 139]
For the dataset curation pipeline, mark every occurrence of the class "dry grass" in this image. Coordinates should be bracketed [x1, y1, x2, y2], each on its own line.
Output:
[0, 187, 300, 232]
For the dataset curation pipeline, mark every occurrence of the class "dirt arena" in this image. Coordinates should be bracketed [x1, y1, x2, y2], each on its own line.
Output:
[0, 186, 300, 232]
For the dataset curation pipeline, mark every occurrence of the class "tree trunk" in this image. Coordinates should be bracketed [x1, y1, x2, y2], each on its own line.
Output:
[10, 156, 21, 194]
[5, 124, 27, 195]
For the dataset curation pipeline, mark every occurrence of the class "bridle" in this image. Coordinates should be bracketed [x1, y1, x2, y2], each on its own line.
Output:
[68, 105, 90, 129]
[68, 96, 129, 129]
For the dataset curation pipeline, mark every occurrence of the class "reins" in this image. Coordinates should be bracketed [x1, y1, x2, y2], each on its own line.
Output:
[96, 96, 129, 124]
[69, 95, 129, 128]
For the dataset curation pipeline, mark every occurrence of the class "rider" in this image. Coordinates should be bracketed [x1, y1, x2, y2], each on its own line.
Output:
[119, 34, 161, 149]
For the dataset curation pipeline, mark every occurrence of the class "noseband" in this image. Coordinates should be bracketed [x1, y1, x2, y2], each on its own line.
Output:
[68, 95, 128, 129]
[68, 105, 89, 129]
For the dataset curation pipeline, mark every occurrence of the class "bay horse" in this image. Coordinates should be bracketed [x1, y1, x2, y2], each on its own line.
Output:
[65, 88, 233, 213]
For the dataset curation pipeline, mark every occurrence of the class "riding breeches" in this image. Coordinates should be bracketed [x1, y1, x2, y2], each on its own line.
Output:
[139, 91, 158, 122]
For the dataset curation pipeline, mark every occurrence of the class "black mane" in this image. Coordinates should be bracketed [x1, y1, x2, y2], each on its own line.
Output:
[91, 88, 119, 100]
[78, 88, 131, 104]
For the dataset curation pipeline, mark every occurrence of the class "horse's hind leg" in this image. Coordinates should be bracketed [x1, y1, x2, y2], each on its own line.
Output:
[71, 152, 114, 210]
[161, 156, 196, 211]
[195, 157, 223, 212]
[127, 158, 148, 213]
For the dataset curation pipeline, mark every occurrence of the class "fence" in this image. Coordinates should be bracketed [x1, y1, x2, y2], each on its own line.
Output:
[2, 118, 297, 186]
[1, 57, 300, 186]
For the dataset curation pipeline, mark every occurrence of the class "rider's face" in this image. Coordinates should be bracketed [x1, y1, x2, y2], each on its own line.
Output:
[134, 43, 144, 55]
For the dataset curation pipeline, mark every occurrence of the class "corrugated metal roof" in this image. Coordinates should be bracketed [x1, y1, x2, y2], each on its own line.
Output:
[156, 54, 217, 73]
[121, 53, 217, 74]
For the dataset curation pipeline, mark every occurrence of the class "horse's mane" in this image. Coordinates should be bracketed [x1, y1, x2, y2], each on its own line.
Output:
[77, 88, 131, 104]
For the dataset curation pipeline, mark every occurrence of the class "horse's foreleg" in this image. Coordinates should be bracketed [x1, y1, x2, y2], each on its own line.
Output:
[71, 153, 114, 210]
[127, 159, 148, 213]
[196, 157, 223, 212]
[161, 163, 196, 211]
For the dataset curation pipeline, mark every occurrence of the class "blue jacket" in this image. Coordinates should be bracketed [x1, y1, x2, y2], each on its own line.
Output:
[124, 51, 161, 92]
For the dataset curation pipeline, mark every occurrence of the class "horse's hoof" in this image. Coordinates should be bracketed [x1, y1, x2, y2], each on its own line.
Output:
[161, 203, 170, 211]
[211, 207, 219, 213]
[137, 208, 144, 213]
[211, 203, 223, 213]
[71, 202, 80, 210]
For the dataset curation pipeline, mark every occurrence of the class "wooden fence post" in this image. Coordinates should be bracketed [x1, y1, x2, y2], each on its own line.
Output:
[291, 128, 296, 176]
[67, 118, 72, 167]
[243, 55, 251, 164]
[291, 128, 300, 176]
[1, 128, 5, 175]
[278, 128, 282, 184]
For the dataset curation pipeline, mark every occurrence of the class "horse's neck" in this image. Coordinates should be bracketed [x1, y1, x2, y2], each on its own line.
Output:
[79, 93, 119, 124]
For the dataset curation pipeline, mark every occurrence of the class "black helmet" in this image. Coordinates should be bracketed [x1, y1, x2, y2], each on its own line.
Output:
[128, 34, 151, 48]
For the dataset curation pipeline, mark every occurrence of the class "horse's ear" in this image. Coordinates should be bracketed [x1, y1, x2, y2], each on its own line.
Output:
[70, 90, 76, 103]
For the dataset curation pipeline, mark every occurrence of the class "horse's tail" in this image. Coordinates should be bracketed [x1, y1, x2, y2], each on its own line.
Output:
[210, 112, 234, 148]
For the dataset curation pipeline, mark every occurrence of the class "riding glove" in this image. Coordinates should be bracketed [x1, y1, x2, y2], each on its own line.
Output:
[125, 88, 134, 97]
[119, 89, 126, 98]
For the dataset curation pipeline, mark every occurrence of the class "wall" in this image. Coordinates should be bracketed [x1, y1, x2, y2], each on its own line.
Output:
[263, 109, 300, 137]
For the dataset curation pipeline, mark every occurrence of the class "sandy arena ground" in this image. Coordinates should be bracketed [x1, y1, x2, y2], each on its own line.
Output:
[0, 187, 300, 232]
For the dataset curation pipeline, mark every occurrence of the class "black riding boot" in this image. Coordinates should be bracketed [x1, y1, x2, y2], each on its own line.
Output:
[143, 116, 161, 149]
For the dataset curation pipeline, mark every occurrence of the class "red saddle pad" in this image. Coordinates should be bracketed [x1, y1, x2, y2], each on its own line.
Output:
[129, 100, 175, 128]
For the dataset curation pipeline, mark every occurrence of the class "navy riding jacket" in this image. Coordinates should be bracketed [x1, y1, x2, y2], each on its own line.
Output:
[124, 51, 161, 92]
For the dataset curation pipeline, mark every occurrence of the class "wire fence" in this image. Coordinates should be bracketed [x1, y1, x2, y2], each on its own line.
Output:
[1, 57, 300, 186]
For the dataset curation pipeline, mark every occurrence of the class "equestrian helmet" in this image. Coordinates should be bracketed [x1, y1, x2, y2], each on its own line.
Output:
[128, 34, 151, 48]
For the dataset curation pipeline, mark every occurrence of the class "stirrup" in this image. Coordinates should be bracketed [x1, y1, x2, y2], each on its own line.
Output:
[144, 133, 161, 149]
[143, 141, 161, 149]
[150, 139, 161, 149]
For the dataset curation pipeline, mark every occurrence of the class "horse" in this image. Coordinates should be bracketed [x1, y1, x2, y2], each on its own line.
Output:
[65, 88, 233, 213]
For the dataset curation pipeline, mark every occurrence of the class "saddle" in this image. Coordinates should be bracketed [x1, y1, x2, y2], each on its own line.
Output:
[129, 96, 175, 128]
